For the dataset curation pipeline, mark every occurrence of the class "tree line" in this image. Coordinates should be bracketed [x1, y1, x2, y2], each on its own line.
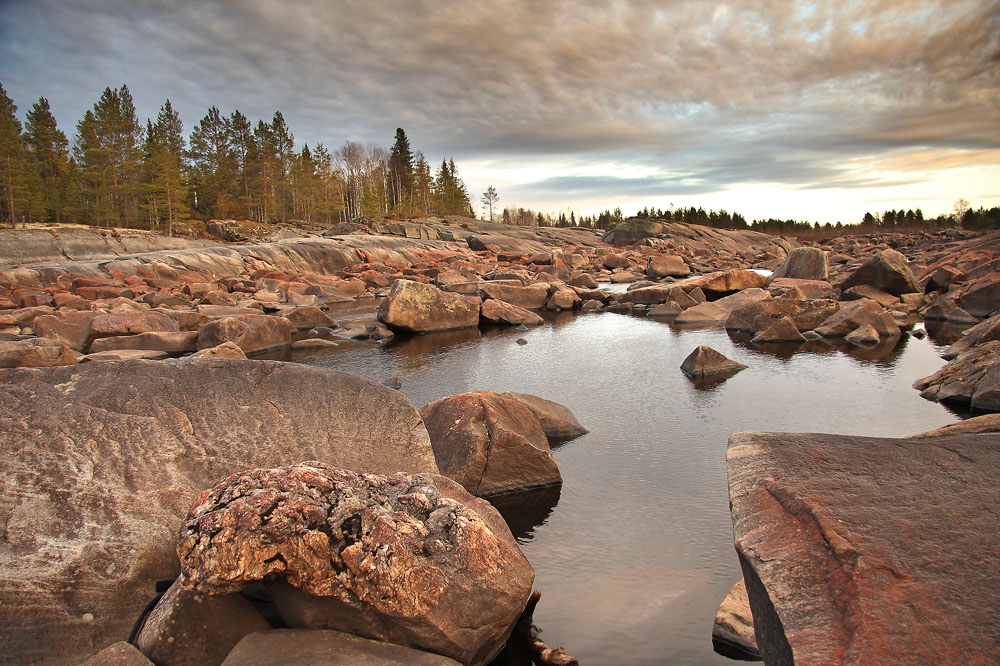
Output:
[0, 83, 473, 230]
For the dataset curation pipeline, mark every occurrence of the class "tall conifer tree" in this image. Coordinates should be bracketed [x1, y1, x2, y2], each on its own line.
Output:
[0, 83, 26, 227]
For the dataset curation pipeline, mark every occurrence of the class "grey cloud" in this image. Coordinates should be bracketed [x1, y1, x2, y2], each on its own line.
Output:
[0, 0, 997, 207]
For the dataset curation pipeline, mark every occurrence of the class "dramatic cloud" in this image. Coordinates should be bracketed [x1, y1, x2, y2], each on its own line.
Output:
[1, 0, 998, 220]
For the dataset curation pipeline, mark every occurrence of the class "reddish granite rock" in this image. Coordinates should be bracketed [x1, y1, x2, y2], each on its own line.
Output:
[680, 346, 747, 378]
[680, 270, 767, 297]
[728, 431, 1000, 666]
[80, 642, 154, 666]
[479, 282, 550, 310]
[546, 288, 580, 311]
[813, 299, 900, 338]
[501, 391, 588, 442]
[770, 247, 829, 281]
[602, 253, 632, 270]
[280, 305, 337, 330]
[674, 301, 729, 325]
[420, 391, 561, 496]
[908, 414, 1000, 438]
[378, 279, 481, 333]
[841, 284, 900, 307]
[196, 314, 294, 354]
[220, 630, 462, 666]
[0, 360, 436, 666]
[838, 248, 921, 296]
[178, 463, 532, 666]
[914, 340, 1000, 411]
[959, 273, 1000, 318]
[135, 579, 269, 666]
[751, 316, 805, 344]
[712, 579, 759, 660]
[766, 278, 837, 300]
[89, 331, 198, 354]
[0, 338, 78, 368]
[187, 341, 248, 360]
[480, 299, 544, 327]
[646, 254, 690, 278]
[941, 313, 1000, 359]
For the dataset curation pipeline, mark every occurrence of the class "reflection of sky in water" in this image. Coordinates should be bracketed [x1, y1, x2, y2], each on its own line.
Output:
[302, 312, 960, 666]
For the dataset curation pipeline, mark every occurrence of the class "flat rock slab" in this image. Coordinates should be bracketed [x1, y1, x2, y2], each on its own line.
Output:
[221, 629, 462, 665]
[0, 359, 436, 666]
[728, 431, 1000, 666]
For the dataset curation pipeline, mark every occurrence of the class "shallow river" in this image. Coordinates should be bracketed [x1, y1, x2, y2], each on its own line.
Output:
[286, 304, 963, 665]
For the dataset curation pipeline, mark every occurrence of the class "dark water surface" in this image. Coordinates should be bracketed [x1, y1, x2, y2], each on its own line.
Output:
[295, 308, 962, 665]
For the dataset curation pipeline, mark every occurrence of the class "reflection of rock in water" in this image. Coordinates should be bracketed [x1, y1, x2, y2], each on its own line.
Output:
[924, 319, 973, 346]
[488, 486, 562, 542]
[383, 328, 482, 370]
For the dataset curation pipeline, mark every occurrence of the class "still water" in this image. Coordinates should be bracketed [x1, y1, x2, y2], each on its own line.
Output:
[294, 307, 962, 665]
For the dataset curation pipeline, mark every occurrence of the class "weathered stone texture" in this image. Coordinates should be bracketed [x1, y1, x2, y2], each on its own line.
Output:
[728, 431, 1000, 666]
[0, 359, 436, 666]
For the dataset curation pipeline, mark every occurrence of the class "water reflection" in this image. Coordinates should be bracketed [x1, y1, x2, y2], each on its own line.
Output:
[488, 486, 562, 542]
[924, 319, 972, 347]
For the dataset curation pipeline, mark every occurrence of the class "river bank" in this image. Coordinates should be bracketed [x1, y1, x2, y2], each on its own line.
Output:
[2, 217, 998, 664]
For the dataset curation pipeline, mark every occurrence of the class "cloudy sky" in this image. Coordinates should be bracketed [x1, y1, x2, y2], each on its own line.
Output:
[2, 0, 998, 222]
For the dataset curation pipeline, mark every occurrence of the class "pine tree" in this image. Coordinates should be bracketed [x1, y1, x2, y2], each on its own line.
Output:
[229, 110, 254, 216]
[188, 106, 234, 218]
[90, 85, 143, 226]
[0, 84, 27, 227]
[412, 152, 432, 214]
[73, 109, 111, 225]
[269, 111, 294, 223]
[481, 185, 498, 221]
[388, 127, 413, 210]
[145, 100, 188, 235]
[24, 97, 69, 223]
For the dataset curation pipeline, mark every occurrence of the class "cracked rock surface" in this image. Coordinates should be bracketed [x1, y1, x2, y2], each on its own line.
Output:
[178, 463, 533, 666]
[728, 431, 1000, 665]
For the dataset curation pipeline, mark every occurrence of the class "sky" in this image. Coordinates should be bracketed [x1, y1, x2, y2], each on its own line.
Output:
[1, 0, 998, 223]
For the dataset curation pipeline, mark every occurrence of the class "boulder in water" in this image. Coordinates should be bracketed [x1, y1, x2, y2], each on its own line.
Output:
[501, 391, 588, 442]
[680, 346, 747, 378]
[378, 279, 481, 333]
[420, 390, 561, 496]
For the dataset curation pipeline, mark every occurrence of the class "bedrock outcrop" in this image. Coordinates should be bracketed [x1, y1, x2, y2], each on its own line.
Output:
[728, 431, 1000, 665]
[0, 359, 436, 666]
[179, 463, 533, 666]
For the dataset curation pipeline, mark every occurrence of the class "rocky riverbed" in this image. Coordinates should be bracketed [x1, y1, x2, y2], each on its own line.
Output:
[2, 217, 999, 664]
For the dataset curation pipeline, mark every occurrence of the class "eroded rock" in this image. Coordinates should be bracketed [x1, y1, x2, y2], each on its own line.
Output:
[179, 463, 533, 666]
[680, 346, 747, 378]
[377, 279, 481, 333]
[501, 391, 588, 442]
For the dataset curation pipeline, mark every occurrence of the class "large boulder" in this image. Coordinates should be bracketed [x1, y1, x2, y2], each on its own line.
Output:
[769, 247, 829, 281]
[941, 312, 1000, 359]
[728, 431, 1000, 665]
[378, 279, 481, 333]
[479, 299, 544, 327]
[726, 298, 839, 334]
[838, 248, 921, 296]
[0, 359, 437, 666]
[221, 629, 462, 666]
[813, 299, 900, 338]
[914, 340, 1000, 411]
[34, 309, 178, 352]
[958, 273, 1000, 318]
[420, 391, 561, 496]
[678, 270, 767, 298]
[0, 338, 78, 368]
[646, 254, 690, 278]
[179, 463, 533, 666]
[501, 391, 588, 442]
[674, 301, 729, 325]
[196, 314, 294, 354]
[479, 283, 550, 310]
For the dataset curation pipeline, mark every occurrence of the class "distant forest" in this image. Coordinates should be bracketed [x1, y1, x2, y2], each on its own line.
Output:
[0, 83, 473, 231]
[2, 82, 997, 235]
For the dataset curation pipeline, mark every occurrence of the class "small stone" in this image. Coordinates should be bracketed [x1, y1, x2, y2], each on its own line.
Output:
[680, 346, 747, 379]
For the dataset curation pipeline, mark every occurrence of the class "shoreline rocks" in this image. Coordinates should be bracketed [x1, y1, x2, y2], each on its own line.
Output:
[0, 359, 436, 666]
[728, 431, 1000, 665]
[178, 463, 533, 666]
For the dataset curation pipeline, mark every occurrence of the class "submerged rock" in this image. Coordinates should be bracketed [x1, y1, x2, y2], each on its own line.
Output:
[680, 346, 747, 378]
[420, 390, 561, 496]
[728, 430, 1000, 665]
[179, 463, 532, 666]
[0, 359, 436, 666]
